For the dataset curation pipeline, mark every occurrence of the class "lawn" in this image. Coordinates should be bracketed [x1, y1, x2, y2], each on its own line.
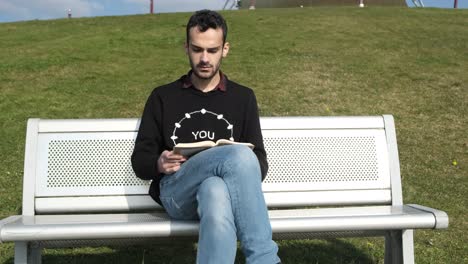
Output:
[0, 6, 467, 263]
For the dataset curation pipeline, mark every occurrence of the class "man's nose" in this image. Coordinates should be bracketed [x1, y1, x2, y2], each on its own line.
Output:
[200, 51, 209, 63]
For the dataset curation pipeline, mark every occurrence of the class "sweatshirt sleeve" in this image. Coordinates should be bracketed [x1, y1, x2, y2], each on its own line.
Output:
[131, 91, 163, 181]
[243, 91, 269, 181]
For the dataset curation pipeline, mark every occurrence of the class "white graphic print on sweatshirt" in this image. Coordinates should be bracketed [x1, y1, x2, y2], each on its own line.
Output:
[170, 108, 234, 145]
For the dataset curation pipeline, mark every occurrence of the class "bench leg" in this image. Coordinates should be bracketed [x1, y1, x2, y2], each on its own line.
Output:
[14, 242, 42, 264]
[384, 230, 414, 264]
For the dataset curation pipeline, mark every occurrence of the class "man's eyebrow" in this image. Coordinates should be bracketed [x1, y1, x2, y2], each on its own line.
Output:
[190, 43, 202, 49]
[189, 43, 222, 50]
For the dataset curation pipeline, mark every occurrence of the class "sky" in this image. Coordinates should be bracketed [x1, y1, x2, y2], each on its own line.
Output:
[0, 0, 238, 23]
[0, 0, 466, 23]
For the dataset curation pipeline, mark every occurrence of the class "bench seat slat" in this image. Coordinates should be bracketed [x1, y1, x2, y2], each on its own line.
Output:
[35, 196, 163, 214]
[0, 205, 444, 242]
[35, 190, 392, 214]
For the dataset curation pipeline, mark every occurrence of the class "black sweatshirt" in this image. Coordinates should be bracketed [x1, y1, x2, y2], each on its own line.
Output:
[131, 74, 268, 205]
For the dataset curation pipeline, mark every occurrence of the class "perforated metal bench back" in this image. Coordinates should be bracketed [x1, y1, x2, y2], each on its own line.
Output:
[261, 129, 390, 192]
[28, 116, 396, 212]
[36, 133, 148, 196]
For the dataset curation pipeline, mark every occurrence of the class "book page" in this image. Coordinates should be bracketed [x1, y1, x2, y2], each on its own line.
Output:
[173, 139, 254, 157]
[173, 141, 213, 156]
[174, 140, 216, 149]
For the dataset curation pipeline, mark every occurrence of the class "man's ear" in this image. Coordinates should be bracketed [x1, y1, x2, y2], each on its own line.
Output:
[222, 42, 230, 58]
[184, 42, 189, 55]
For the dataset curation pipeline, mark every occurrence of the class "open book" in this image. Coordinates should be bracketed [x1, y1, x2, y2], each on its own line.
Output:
[173, 139, 254, 157]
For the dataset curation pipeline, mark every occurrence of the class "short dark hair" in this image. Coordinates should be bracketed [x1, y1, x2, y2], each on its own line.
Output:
[186, 10, 228, 44]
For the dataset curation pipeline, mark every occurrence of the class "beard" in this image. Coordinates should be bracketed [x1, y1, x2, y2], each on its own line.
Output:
[189, 57, 222, 80]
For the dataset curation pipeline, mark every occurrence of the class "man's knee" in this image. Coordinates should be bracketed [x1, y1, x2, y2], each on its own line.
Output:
[221, 145, 261, 183]
[197, 177, 230, 202]
[228, 144, 256, 159]
[197, 177, 232, 215]
[224, 145, 259, 169]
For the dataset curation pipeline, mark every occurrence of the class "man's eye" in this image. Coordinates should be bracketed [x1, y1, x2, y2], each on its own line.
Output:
[208, 49, 219, 53]
[192, 48, 202, 52]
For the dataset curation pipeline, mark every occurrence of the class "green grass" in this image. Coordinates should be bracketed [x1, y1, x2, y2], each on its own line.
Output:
[1, 6, 467, 263]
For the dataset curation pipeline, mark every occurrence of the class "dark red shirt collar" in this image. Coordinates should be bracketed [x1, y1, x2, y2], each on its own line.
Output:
[181, 70, 227, 92]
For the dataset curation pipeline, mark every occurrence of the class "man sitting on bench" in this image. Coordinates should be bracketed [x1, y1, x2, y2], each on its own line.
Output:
[131, 9, 281, 264]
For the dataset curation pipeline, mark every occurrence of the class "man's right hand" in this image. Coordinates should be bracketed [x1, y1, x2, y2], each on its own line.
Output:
[157, 150, 187, 174]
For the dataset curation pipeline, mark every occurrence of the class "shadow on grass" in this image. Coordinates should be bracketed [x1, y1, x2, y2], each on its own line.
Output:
[277, 239, 377, 264]
[5, 239, 377, 264]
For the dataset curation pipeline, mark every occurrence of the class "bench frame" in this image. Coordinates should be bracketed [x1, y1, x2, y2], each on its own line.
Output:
[0, 115, 448, 264]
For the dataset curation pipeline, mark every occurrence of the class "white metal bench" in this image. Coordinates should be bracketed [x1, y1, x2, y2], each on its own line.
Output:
[0, 115, 448, 264]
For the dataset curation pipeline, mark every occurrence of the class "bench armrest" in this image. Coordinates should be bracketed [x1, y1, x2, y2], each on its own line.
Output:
[407, 204, 449, 229]
[0, 215, 22, 243]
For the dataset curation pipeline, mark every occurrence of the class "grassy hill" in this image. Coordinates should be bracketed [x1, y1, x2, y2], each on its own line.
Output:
[0, 6, 467, 263]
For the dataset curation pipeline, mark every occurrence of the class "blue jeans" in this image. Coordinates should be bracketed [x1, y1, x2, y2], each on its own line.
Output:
[159, 145, 280, 264]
